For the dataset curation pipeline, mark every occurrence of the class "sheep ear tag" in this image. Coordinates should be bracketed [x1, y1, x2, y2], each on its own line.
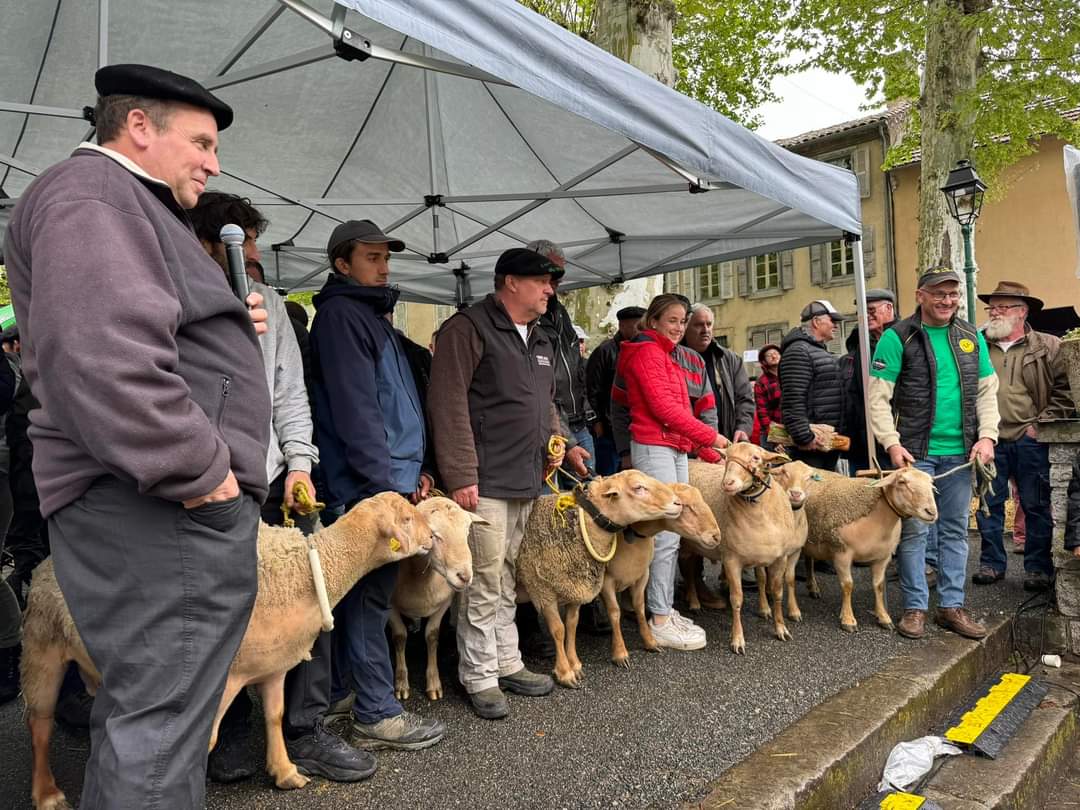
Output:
[390, 537, 402, 552]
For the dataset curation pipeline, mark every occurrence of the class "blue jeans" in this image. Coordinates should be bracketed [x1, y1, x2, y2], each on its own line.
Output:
[897, 455, 972, 611]
[976, 435, 1053, 576]
[630, 441, 688, 617]
[558, 425, 597, 488]
[593, 432, 619, 476]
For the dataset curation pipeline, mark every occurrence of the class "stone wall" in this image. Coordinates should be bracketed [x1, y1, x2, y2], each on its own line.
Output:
[1037, 421, 1080, 657]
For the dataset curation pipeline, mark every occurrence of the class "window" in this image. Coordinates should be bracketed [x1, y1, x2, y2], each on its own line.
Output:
[829, 240, 856, 280]
[753, 253, 780, 292]
[663, 268, 693, 297]
[697, 264, 721, 300]
[749, 324, 786, 349]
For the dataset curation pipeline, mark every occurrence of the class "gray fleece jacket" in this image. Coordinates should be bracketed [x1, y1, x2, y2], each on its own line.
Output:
[3, 146, 271, 516]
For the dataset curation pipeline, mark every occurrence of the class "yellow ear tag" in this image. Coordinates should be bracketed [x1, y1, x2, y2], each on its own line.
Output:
[389, 537, 402, 552]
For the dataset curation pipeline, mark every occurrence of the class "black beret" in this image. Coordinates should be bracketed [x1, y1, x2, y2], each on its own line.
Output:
[494, 248, 560, 278]
[95, 64, 234, 131]
[616, 306, 646, 321]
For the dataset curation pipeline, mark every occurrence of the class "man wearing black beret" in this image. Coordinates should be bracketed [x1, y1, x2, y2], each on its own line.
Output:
[429, 247, 563, 719]
[4, 64, 271, 808]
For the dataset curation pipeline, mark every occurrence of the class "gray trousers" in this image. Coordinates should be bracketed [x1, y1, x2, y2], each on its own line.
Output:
[49, 476, 259, 810]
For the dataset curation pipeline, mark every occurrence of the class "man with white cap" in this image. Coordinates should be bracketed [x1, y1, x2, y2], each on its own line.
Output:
[778, 299, 845, 470]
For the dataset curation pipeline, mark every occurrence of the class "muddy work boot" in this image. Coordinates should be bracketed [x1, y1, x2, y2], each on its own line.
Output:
[935, 607, 987, 639]
[468, 687, 509, 720]
[351, 710, 446, 751]
[498, 667, 554, 697]
[896, 609, 927, 640]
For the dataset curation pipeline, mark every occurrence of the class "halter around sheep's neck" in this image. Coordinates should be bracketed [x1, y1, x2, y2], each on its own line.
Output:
[724, 456, 773, 503]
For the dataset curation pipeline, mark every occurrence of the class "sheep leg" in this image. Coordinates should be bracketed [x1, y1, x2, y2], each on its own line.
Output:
[806, 555, 821, 599]
[257, 674, 309, 790]
[785, 551, 803, 622]
[25, 645, 70, 810]
[694, 555, 728, 610]
[564, 603, 584, 681]
[836, 553, 857, 633]
[536, 599, 577, 689]
[723, 556, 746, 655]
[424, 601, 451, 700]
[388, 609, 410, 701]
[768, 560, 791, 641]
[870, 558, 893, 630]
[679, 552, 702, 611]
[631, 574, 659, 653]
[208, 673, 247, 754]
[601, 577, 630, 669]
[755, 566, 770, 619]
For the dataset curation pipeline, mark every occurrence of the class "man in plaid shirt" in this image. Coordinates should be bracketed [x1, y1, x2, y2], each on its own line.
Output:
[754, 343, 782, 448]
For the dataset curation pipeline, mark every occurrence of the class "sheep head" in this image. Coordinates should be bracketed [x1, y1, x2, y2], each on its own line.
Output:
[340, 491, 436, 560]
[587, 470, 682, 525]
[665, 483, 721, 548]
[417, 497, 484, 592]
[773, 460, 816, 510]
[871, 467, 937, 523]
[715, 442, 788, 495]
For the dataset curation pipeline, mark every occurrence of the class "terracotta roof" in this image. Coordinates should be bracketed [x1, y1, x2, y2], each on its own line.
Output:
[775, 102, 912, 148]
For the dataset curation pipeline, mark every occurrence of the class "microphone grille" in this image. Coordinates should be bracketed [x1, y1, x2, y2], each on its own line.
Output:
[220, 223, 245, 246]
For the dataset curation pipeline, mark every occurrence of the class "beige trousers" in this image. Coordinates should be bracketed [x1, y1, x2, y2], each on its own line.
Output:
[456, 496, 533, 693]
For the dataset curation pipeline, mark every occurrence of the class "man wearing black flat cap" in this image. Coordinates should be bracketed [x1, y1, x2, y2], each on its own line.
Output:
[430, 247, 563, 720]
[3, 64, 271, 808]
[843, 288, 897, 475]
[586, 305, 644, 474]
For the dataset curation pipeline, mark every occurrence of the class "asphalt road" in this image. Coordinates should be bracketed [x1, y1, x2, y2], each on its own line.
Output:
[1, 535, 1036, 810]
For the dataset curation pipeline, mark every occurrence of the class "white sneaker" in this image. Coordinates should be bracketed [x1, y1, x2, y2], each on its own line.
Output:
[651, 613, 706, 650]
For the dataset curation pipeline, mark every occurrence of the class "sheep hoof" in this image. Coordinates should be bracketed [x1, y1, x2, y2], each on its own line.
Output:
[808, 589, 822, 600]
[37, 793, 72, 810]
[730, 640, 746, 655]
[841, 622, 858, 634]
[274, 768, 310, 790]
[426, 687, 443, 701]
[757, 609, 770, 620]
[554, 671, 580, 689]
[775, 627, 792, 642]
[788, 612, 803, 623]
[613, 656, 631, 670]
[877, 619, 894, 631]
[395, 686, 410, 701]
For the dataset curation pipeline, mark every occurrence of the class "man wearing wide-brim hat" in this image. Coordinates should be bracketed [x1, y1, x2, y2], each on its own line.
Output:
[973, 281, 1073, 593]
[3, 64, 271, 807]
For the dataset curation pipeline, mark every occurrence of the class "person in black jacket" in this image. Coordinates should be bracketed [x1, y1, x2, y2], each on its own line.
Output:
[779, 300, 845, 470]
[586, 306, 644, 475]
[842, 289, 896, 475]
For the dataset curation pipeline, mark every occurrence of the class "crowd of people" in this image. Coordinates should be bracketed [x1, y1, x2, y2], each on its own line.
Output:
[0, 62, 1077, 810]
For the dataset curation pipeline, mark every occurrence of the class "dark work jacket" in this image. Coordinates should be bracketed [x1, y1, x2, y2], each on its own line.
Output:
[310, 275, 425, 507]
[538, 294, 588, 430]
[843, 323, 895, 471]
[396, 330, 440, 489]
[460, 295, 556, 499]
[889, 311, 981, 460]
[687, 338, 755, 439]
[586, 335, 623, 434]
[778, 326, 844, 446]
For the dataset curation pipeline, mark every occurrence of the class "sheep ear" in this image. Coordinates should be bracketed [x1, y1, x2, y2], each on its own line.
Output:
[468, 512, 490, 526]
[762, 450, 790, 467]
[868, 472, 897, 488]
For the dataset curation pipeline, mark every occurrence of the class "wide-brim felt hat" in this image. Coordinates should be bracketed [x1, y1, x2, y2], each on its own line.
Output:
[977, 280, 1043, 314]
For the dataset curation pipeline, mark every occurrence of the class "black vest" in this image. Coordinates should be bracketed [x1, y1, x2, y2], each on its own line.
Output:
[890, 312, 981, 459]
[460, 295, 556, 499]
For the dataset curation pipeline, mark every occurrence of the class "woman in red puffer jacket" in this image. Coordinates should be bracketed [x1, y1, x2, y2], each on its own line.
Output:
[612, 293, 728, 651]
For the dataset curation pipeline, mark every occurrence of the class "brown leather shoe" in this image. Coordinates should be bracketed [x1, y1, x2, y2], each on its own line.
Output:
[897, 609, 927, 639]
[935, 607, 987, 639]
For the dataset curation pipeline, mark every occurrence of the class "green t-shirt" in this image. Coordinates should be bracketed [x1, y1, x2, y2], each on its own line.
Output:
[871, 324, 994, 455]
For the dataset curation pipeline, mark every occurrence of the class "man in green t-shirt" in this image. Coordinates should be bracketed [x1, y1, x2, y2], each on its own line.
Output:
[867, 267, 1000, 641]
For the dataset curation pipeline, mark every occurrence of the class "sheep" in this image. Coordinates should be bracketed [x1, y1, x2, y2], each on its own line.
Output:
[22, 492, 436, 810]
[800, 466, 937, 632]
[600, 482, 721, 668]
[686, 444, 803, 654]
[389, 497, 485, 702]
[515, 470, 682, 688]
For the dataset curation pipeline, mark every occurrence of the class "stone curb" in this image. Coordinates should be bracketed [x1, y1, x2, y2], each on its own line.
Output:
[687, 616, 1013, 810]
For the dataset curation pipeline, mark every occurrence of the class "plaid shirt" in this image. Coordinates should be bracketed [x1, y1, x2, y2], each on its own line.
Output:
[754, 370, 782, 437]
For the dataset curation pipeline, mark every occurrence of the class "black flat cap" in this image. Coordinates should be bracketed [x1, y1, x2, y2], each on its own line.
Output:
[494, 248, 561, 278]
[327, 219, 405, 256]
[616, 306, 646, 321]
[857, 288, 896, 305]
[95, 64, 234, 130]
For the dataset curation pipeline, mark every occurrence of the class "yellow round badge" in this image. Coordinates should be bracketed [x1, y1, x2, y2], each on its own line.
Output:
[959, 338, 975, 353]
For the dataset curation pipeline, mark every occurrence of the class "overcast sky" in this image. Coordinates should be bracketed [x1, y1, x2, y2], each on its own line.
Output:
[754, 68, 882, 142]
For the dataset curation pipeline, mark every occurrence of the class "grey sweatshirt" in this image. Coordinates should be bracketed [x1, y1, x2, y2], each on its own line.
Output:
[3, 146, 271, 516]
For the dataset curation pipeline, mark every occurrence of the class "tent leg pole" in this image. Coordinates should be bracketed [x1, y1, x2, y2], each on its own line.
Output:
[850, 234, 875, 472]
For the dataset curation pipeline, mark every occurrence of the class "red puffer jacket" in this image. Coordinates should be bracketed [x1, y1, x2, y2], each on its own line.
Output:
[615, 329, 719, 455]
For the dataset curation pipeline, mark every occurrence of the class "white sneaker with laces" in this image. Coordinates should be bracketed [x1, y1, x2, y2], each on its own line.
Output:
[651, 613, 706, 650]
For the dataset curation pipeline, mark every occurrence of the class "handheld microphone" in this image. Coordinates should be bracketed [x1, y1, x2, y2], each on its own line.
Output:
[219, 224, 250, 302]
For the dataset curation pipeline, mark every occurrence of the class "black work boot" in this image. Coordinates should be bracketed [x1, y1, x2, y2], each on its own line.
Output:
[0, 643, 20, 706]
[208, 721, 256, 783]
[286, 717, 377, 782]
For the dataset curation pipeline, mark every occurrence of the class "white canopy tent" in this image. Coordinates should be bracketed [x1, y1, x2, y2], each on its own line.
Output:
[1, 0, 864, 308]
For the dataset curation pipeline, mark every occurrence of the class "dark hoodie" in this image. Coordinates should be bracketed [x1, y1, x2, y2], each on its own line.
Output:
[310, 273, 425, 508]
[778, 325, 844, 448]
[843, 322, 895, 471]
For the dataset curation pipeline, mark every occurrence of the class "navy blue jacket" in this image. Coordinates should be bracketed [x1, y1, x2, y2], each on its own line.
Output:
[310, 274, 425, 508]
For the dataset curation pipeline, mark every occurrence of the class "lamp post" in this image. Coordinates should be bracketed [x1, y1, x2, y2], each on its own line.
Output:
[940, 159, 988, 322]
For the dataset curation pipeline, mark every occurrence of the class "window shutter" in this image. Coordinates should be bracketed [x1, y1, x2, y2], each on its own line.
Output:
[861, 225, 875, 278]
[854, 146, 871, 199]
[810, 244, 824, 285]
[737, 258, 749, 297]
[781, 250, 795, 290]
[720, 262, 735, 299]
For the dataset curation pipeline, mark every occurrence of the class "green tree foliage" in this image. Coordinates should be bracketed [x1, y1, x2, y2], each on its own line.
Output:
[0, 267, 10, 306]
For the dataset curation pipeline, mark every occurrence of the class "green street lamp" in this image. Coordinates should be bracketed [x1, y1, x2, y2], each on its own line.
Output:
[940, 159, 988, 321]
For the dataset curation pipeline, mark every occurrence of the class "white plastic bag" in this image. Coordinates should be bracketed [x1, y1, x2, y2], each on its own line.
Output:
[877, 735, 963, 793]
